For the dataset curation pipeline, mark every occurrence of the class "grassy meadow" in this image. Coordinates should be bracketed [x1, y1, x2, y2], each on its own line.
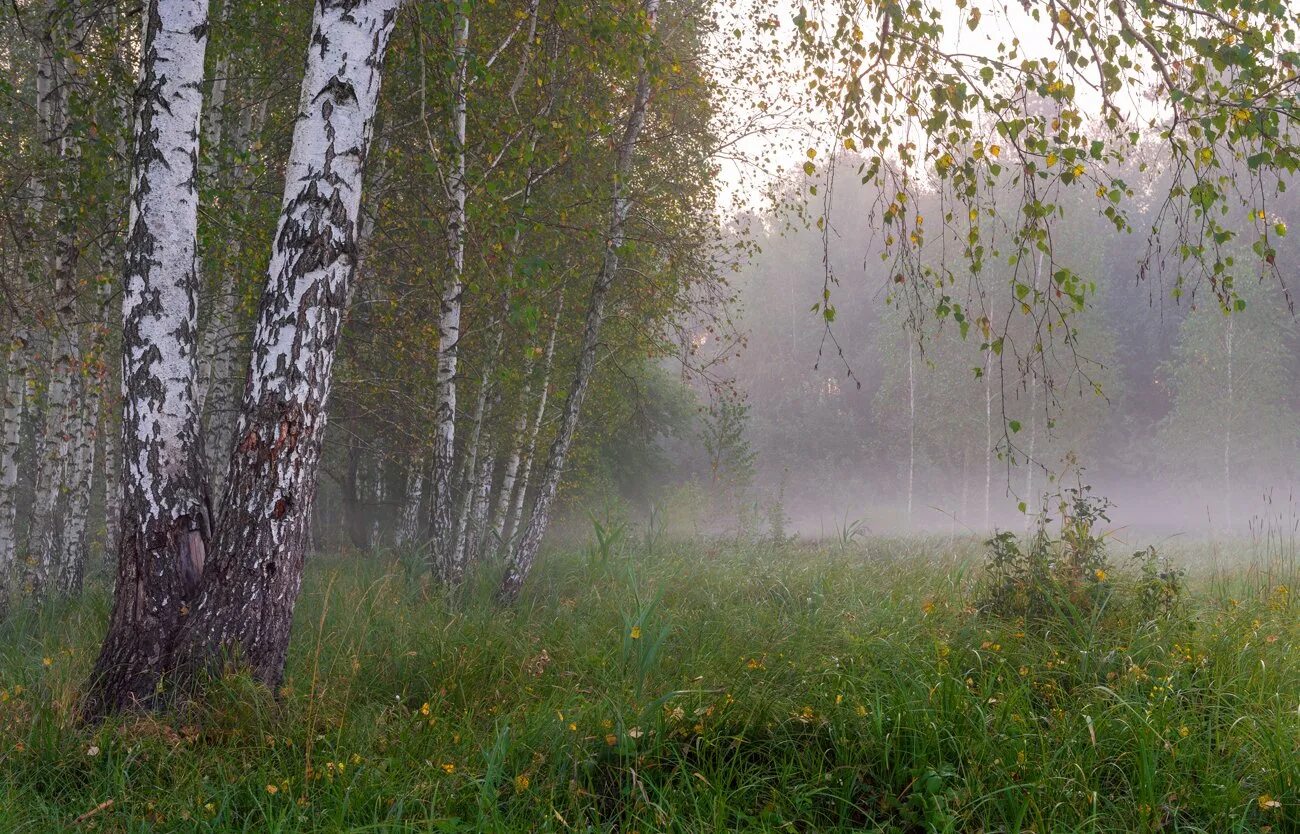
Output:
[0, 532, 1296, 833]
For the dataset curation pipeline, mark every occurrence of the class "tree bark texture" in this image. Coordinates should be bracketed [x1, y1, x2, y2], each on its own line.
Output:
[83, 0, 213, 719]
[175, 0, 402, 690]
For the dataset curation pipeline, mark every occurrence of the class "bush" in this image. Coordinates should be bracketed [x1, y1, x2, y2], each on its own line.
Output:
[980, 487, 1181, 625]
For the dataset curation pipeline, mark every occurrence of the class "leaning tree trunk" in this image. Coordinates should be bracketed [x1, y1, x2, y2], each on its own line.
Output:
[496, 301, 562, 555]
[81, 0, 213, 720]
[429, 1, 471, 585]
[497, 0, 659, 601]
[175, 0, 402, 690]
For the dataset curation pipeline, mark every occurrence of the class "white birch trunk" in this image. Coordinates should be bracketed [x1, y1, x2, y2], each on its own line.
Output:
[1023, 252, 1044, 531]
[199, 97, 267, 495]
[499, 301, 562, 556]
[175, 0, 403, 690]
[906, 338, 915, 531]
[430, 2, 471, 584]
[451, 295, 507, 568]
[83, 0, 213, 718]
[465, 452, 493, 564]
[396, 460, 425, 547]
[27, 6, 87, 593]
[498, 0, 660, 600]
[0, 335, 29, 603]
[983, 346, 992, 532]
[1223, 314, 1233, 535]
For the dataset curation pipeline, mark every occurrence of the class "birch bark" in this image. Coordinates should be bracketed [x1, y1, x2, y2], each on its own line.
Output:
[429, 1, 470, 584]
[498, 301, 561, 555]
[0, 336, 28, 604]
[28, 7, 87, 594]
[83, 0, 213, 718]
[175, 0, 403, 689]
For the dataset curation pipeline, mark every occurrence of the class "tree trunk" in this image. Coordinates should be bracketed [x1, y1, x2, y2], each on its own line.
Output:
[452, 295, 507, 568]
[174, 0, 402, 690]
[429, 1, 471, 585]
[464, 452, 493, 564]
[342, 435, 371, 551]
[1223, 314, 1233, 534]
[27, 7, 86, 595]
[983, 346, 992, 532]
[905, 337, 915, 531]
[497, 303, 562, 555]
[497, 0, 659, 601]
[197, 38, 266, 495]
[101, 385, 121, 566]
[82, 0, 213, 720]
[58, 370, 101, 594]
[0, 334, 29, 607]
[396, 459, 425, 547]
[1023, 252, 1044, 531]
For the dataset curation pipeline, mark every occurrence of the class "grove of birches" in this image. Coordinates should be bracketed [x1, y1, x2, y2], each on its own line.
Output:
[0, 0, 1298, 831]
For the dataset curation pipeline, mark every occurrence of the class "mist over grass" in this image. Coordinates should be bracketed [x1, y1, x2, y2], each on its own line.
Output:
[0, 532, 1294, 833]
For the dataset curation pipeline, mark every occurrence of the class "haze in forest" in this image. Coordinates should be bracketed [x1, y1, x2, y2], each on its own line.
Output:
[695, 162, 1300, 543]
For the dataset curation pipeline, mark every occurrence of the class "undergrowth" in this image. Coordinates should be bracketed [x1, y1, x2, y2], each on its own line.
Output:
[0, 534, 1294, 833]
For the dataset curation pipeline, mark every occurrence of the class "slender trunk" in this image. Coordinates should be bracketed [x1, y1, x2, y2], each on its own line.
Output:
[175, 0, 402, 690]
[342, 436, 370, 550]
[60, 372, 101, 594]
[498, 303, 562, 554]
[983, 346, 992, 532]
[464, 452, 493, 564]
[498, 0, 659, 601]
[59, 243, 119, 593]
[199, 98, 267, 495]
[1023, 252, 1043, 531]
[28, 9, 86, 594]
[906, 338, 915, 531]
[958, 441, 969, 530]
[101, 385, 121, 564]
[491, 351, 536, 548]
[1223, 314, 1233, 535]
[82, 0, 213, 719]
[452, 297, 507, 567]
[0, 335, 29, 605]
[430, 2, 471, 584]
[27, 325, 82, 591]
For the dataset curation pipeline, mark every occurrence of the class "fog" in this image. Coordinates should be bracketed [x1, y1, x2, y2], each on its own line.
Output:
[662, 152, 1300, 547]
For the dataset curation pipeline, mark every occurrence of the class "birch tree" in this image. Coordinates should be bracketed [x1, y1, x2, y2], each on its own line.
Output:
[174, 0, 404, 689]
[498, 0, 661, 601]
[83, 0, 213, 717]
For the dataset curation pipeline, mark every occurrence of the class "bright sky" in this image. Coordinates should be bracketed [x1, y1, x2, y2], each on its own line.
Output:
[706, 0, 1164, 215]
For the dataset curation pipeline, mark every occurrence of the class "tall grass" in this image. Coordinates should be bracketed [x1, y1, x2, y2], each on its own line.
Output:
[0, 534, 1294, 832]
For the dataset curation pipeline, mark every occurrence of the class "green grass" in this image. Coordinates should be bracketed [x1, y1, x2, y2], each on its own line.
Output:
[0, 536, 1295, 832]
